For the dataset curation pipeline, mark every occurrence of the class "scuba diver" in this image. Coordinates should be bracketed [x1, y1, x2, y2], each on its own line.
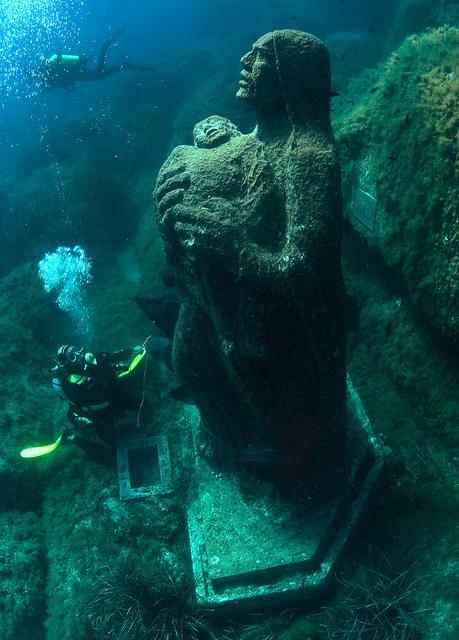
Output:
[20, 270, 187, 464]
[21, 342, 149, 463]
[25, 28, 154, 91]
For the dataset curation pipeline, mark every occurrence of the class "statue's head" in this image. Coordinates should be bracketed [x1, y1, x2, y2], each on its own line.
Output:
[236, 30, 332, 126]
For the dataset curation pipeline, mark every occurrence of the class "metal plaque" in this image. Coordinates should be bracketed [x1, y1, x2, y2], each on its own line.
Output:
[352, 188, 378, 232]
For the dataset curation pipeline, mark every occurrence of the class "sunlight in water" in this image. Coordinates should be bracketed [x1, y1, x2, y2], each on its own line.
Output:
[0, 0, 81, 96]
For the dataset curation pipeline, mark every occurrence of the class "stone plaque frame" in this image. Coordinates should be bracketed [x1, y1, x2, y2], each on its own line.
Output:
[117, 435, 173, 501]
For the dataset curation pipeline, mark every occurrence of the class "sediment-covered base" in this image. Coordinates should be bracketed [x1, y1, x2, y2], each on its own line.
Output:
[187, 378, 384, 609]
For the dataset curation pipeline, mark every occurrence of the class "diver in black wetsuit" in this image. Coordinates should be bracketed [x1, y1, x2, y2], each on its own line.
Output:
[51, 343, 147, 462]
[26, 29, 154, 91]
[20, 331, 185, 464]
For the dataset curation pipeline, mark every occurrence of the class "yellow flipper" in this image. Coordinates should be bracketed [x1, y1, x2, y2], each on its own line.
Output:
[20, 436, 62, 458]
[117, 349, 147, 379]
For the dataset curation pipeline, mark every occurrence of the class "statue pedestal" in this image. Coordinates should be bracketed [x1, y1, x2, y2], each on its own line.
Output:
[186, 377, 384, 609]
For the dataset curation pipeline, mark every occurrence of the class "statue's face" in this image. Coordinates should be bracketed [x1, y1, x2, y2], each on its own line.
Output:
[236, 34, 282, 108]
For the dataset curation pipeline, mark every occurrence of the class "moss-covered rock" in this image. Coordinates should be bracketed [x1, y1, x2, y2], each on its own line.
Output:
[41, 398, 192, 640]
[335, 26, 458, 346]
[0, 511, 46, 640]
[0, 263, 67, 464]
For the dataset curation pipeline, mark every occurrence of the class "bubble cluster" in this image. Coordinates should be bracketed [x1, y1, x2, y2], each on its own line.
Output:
[38, 245, 93, 336]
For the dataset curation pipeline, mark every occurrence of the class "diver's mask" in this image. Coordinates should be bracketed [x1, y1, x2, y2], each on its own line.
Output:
[57, 344, 97, 369]
[57, 345, 85, 366]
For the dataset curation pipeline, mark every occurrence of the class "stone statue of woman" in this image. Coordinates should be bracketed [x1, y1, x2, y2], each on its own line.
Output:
[155, 30, 346, 488]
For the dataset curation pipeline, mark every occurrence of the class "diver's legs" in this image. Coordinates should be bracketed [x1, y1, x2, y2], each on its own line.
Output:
[93, 412, 117, 444]
[101, 61, 156, 79]
[67, 434, 115, 465]
[86, 28, 154, 81]
[95, 27, 125, 76]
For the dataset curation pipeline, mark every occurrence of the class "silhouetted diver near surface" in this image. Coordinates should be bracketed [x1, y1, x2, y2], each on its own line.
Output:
[25, 28, 154, 91]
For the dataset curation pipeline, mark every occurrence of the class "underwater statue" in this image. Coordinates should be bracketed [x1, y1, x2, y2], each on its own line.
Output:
[155, 30, 346, 487]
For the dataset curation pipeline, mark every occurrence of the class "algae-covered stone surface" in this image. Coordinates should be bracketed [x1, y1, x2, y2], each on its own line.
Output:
[0, 511, 46, 640]
[335, 26, 459, 346]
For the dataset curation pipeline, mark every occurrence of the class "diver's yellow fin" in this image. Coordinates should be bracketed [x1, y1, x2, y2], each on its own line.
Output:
[117, 349, 147, 378]
[20, 436, 62, 458]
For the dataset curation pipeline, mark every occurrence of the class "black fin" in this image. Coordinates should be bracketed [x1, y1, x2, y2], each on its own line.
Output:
[135, 286, 180, 338]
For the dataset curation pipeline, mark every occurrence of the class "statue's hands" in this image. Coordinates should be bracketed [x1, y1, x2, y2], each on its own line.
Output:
[155, 168, 191, 222]
[169, 203, 239, 260]
[155, 163, 239, 264]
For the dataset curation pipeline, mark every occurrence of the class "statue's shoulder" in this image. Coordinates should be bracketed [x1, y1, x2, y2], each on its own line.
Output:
[161, 144, 193, 170]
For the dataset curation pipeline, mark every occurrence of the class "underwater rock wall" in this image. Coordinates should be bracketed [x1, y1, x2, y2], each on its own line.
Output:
[333, 28, 459, 638]
[1, 142, 135, 272]
[335, 26, 458, 347]
[0, 267, 53, 640]
[331, 41, 459, 628]
[388, 0, 459, 49]
[342, 226, 459, 640]
[0, 511, 46, 640]
[0, 257, 183, 639]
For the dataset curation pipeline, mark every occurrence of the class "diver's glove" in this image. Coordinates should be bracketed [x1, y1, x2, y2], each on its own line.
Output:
[61, 430, 76, 444]
[67, 412, 94, 429]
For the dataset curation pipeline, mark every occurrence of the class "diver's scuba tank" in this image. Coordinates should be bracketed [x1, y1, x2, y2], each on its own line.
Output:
[48, 54, 82, 68]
